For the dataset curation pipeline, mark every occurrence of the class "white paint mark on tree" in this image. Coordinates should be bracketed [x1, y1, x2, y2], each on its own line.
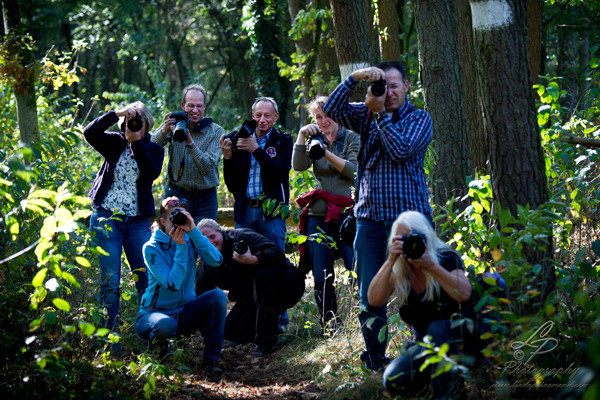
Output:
[339, 62, 371, 80]
[470, 0, 513, 31]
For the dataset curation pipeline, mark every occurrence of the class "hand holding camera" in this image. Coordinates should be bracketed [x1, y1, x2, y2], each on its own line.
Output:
[168, 111, 190, 143]
[231, 240, 259, 265]
[224, 119, 257, 152]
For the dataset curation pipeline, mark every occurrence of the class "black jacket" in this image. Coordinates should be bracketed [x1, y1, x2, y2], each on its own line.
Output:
[196, 228, 297, 301]
[223, 128, 292, 222]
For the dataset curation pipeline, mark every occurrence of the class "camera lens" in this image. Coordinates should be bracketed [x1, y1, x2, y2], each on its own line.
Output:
[173, 119, 188, 142]
[127, 115, 144, 132]
[308, 135, 325, 160]
[403, 232, 426, 259]
[370, 79, 387, 97]
[233, 240, 249, 254]
[170, 209, 187, 226]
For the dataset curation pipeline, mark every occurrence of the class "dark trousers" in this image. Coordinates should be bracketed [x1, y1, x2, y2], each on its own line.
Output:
[224, 267, 305, 349]
[383, 319, 480, 399]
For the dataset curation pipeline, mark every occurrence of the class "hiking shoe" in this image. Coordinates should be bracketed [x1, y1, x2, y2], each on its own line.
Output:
[202, 358, 223, 374]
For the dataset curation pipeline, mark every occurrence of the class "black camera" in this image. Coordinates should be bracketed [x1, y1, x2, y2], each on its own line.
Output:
[401, 231, 427, 259]
[170, 111, 189, 143]
[370, 79, 387, 97]
[232, 240, 249, 254]
[127, 114, 144, 132]
[224, 119, 257, 150]
[308, 132, 327, 160]
[170, 208, 188, 226]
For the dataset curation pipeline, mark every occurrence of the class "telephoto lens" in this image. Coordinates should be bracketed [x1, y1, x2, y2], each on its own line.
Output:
[308, 134, 326, 160]
[232, 240, 249, 254]
[402, 232, 427, 259]
[127, 115, 144, 132]
[173, 120, 188, 142]
[370, 79, 387, 97]
[170, 209, 188, 226]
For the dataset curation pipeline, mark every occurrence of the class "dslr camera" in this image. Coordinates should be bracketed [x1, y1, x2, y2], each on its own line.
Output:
[170, 208, 188, 226]
[401, 231, 427, 259]
[307, 131, 327, 160]
[169, 111, 189, 143]
[370, 78, 387, 97]
[127, 113, 144, 132]
[224, 119, 257, 151]
[232, 239, 249, 255]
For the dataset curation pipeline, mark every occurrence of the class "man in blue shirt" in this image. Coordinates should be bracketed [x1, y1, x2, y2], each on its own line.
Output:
[324, 61, 433, 370]
[220, 97, 292, 252]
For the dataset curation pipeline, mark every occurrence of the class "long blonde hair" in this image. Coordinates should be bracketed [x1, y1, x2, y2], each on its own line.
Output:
[390, 211, 444, 306]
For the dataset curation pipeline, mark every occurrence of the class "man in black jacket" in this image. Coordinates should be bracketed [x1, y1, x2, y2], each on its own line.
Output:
[220, 97, 292, 252]
[195, 219, 305, 355]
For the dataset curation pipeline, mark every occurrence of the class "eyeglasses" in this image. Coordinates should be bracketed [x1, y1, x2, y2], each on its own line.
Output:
[164, 198, 188, 209]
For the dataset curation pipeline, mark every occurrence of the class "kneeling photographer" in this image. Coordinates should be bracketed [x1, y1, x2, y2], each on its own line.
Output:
[368, 211, 483, 398]
[195, 219, 305, 356]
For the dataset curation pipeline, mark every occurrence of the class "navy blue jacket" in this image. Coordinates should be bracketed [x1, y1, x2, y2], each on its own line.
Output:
[223, 128, 292, 222]
[84, 111, 164, 217]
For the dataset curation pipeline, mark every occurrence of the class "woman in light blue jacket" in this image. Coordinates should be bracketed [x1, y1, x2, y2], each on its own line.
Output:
[135, 197, 226, 372]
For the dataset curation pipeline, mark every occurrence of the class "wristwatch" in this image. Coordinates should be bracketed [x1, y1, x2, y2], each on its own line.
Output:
[373, 111, 385, 121]
[186, 142, 195, 149]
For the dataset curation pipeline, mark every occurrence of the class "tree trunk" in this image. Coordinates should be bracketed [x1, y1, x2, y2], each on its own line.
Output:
[329, 0, 375, 88]
[526, 0, 543, 85]
[453, 0, 487, 175]
[414, 0, 470, 214]
[378, 0, 400, 62]
[315, 0, 339, 90]
[470, 0, 554, 301]
[557, 26, 578, 111]
[1, 0, 39, 144]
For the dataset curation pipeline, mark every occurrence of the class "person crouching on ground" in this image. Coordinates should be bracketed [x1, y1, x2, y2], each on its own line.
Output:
[195, 218, 305, 356]
[368, 211, 482, 399]
[135, 197, 226, 372]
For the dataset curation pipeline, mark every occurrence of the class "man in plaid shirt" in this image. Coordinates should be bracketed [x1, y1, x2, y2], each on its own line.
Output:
[152, 84, 224, 224]
[324, 61, 433, 371]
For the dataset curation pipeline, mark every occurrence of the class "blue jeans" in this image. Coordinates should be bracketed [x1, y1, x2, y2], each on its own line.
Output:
[235, 205, 286, 251]
[134, 289, 227, 360]
[307, 215, 354, 327]
[89, 209, 150, 331]
[383, 319, 478, 397]
[165, 184, 218, 224]
[354, 218, 396, 368]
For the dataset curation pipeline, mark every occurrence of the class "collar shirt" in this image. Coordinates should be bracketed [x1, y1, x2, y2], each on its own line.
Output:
[246, 130, 272, 199]
[323, 75, 433, 221]
[152, 119, 223, 190]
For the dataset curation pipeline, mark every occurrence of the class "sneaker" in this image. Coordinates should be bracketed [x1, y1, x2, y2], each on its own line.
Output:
[202, 358, 223, 374]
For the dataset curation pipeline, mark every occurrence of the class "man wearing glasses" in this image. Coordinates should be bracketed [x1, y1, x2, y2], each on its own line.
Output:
[152, 84, 224, 223]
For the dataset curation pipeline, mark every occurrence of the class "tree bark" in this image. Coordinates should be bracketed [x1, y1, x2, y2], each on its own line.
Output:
[329, 0, 375, 88]
[1, 0, 39, 144]
[414, 0, 470, 212]
[470, 0, 553, 301]
[377, 0, 400, 62]
[453, 0, 487, 175]
[526, 0, 543, 85]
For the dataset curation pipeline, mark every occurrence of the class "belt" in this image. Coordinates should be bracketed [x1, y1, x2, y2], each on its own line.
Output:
[169, 183, 216, 197]
[247, 198, 262, 208]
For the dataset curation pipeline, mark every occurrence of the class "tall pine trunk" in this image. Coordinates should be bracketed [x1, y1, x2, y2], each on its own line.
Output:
[470, 0, 554, 302]
[414, 0, 470, 212]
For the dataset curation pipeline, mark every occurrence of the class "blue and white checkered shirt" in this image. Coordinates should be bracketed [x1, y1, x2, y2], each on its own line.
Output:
[323, 75, 433, 221]
[246, 130, 272, 199]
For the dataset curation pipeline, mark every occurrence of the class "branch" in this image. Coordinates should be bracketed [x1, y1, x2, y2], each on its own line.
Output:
[559, 136, 600, 148]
